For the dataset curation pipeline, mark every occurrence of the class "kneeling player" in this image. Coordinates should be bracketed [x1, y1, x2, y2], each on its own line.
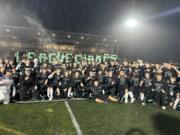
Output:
[90, 80, 107, 103]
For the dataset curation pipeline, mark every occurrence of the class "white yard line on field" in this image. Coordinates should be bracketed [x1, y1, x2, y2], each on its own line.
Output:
[65, 101, 83, 135]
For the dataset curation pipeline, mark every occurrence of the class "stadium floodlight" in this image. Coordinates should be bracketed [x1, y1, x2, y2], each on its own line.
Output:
[37, 32, 41, 35]
[6, 29, 10, 32]
[103, 38, 107, 42]
[114, 40, 118, 43]
[125, 19, 139, 28]
[67, 35, 71, 38]
[52, 33, 56, 37]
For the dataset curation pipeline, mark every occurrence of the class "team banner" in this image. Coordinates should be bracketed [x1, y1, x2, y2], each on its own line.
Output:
[15, 52, 118, 63]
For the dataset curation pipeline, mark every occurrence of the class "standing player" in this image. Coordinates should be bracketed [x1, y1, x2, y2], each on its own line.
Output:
[140, 72, 152, 105]
[47, 68, 55, 100]
[19, 68, 34, 101]
[105, 71, 118, 102]
[52, 69, 62, 98]
[153, 73, 168, 110]
[0, 69, 15, 104]
[117, 70, 131, 103]
[61, 70, 72, 98]
[167, 76, 177, 107]
[131, 71, 140, 101]
[38, 68, 48, 100]
[173, 71, 180, 110]
[72, 71, 84, 97]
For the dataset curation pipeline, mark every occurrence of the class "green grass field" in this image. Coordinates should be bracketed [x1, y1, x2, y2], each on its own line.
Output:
[0, 102, 76, 135]
[0, 101, 180, 135]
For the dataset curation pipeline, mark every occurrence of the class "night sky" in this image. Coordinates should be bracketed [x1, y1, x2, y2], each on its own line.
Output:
[0, 0, 180, 62]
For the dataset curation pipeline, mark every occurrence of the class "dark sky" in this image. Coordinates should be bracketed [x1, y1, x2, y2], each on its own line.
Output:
[0, 0, 180, 62]
[1, 0, 180, 34]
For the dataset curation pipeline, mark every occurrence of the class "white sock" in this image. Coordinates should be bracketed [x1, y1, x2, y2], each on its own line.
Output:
[124, 93, 128, 103]
[129, 91, 135, 103]
[47, 89, 50, 98]
[50, 89, 53, 98]
[140, 93, 145, 102]
[129, 91, 134, 99]
[67, 90, 71, 97]
[173, 98, 180, 109]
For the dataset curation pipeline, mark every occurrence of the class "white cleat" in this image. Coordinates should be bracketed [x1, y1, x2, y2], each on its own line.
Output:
[130, 98, 135, 103]
[125, 99, 128, 104]
[3, 102, 9, 105]
[48, 97, 53, 101]
[162, 106, 166, 110]
[141, 102, 145, 106]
